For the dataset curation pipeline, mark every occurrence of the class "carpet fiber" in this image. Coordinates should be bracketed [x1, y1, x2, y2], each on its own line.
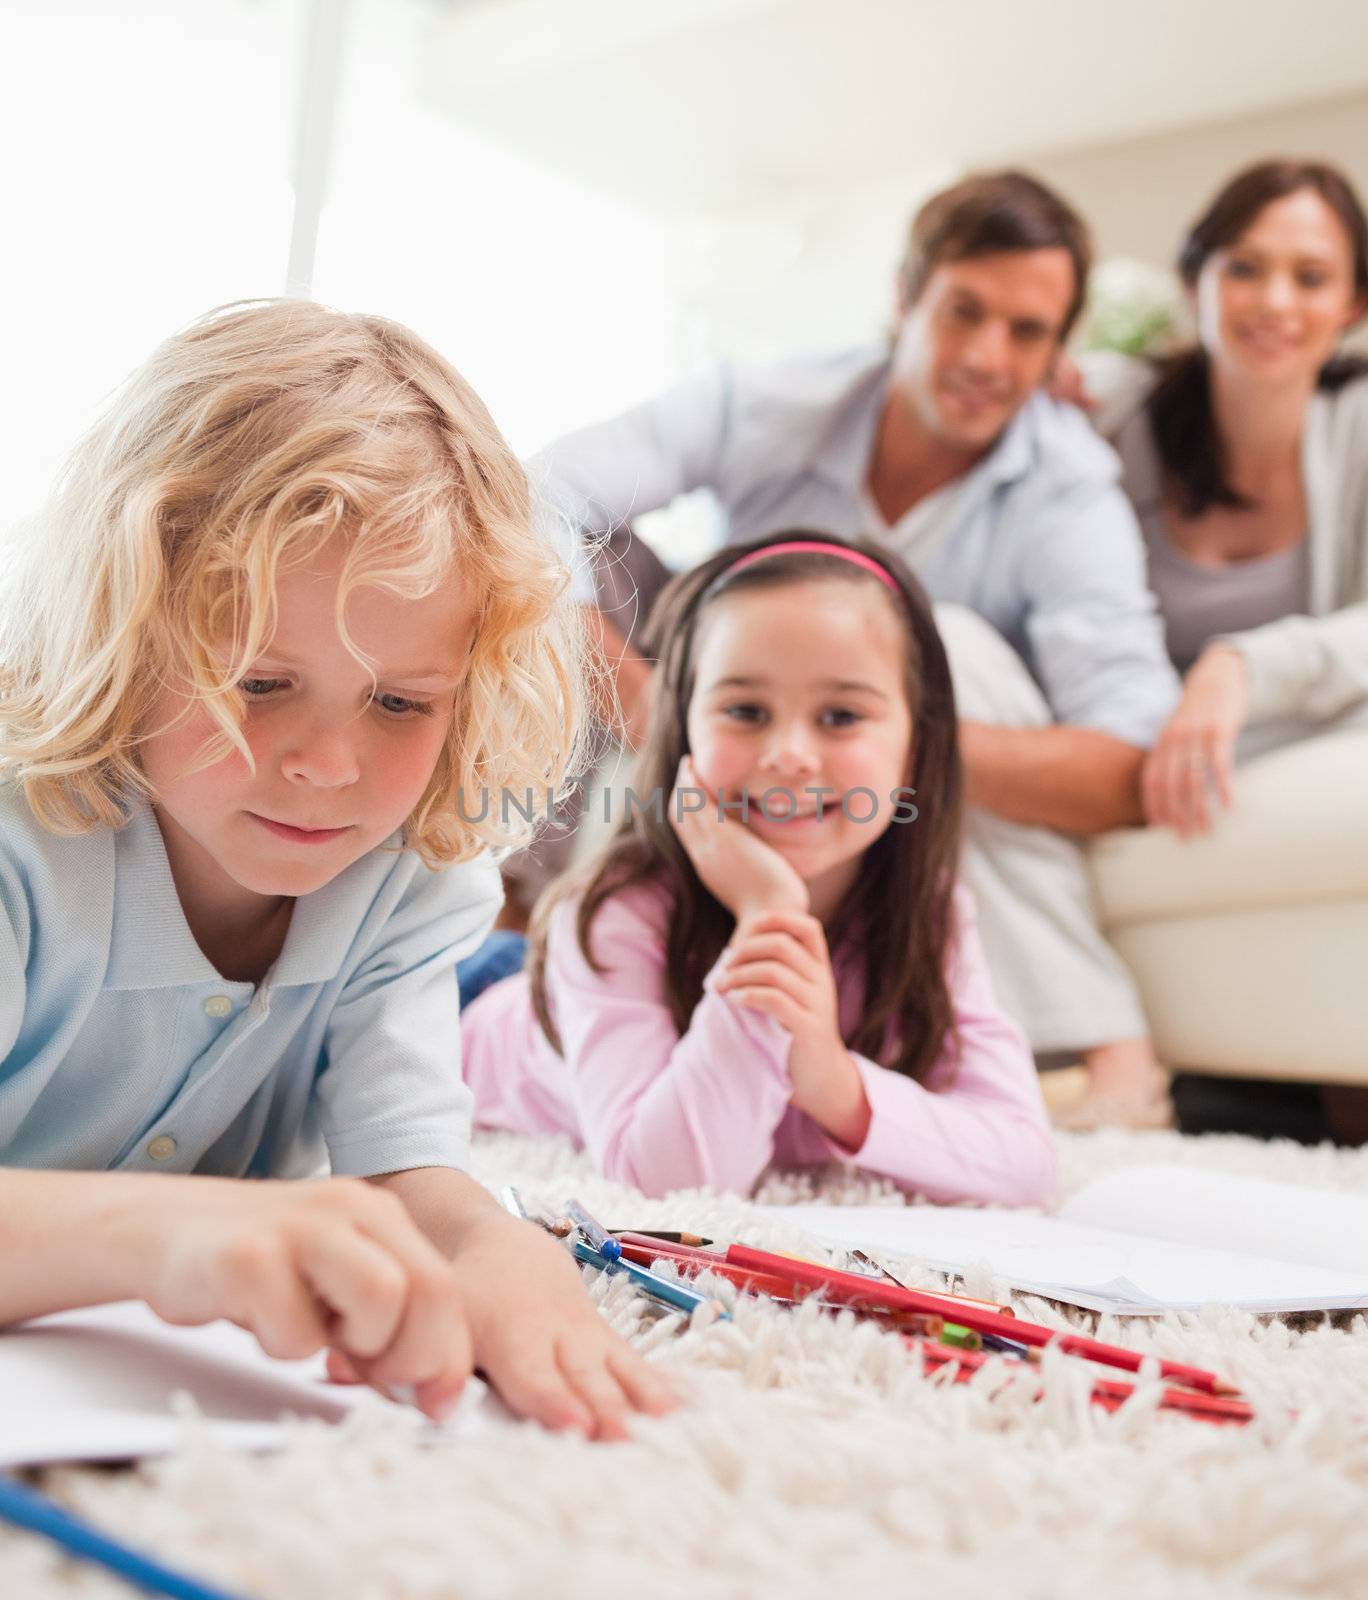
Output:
[8, 1127, 1368, 1599]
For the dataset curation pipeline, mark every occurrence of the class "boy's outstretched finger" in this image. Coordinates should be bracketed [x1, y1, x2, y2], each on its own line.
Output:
[556, 1347, 633, 1441]
[607, 1348, 677, 1416]
[490, 1353, 595, 1436]
[325, 1348, 363, 1385]
[365, 1273, 475, 1406]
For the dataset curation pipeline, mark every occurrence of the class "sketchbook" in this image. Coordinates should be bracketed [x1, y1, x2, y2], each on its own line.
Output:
[759, 1164, 1368, 1315]
[0, 1300, 497, 1469]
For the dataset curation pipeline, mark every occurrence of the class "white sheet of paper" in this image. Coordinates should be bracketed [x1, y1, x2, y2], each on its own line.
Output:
[757, 1163, 1368, 1315]
[1057, 1163, 1368, 1275]
[0, 1301, 495, 1469]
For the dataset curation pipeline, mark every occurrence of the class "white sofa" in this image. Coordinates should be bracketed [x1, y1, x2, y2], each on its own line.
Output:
[1089, 730, 1368, 1085]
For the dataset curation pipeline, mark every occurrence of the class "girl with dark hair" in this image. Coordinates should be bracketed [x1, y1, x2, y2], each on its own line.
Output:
[460, 536, 1055, 1203]
[1085, 159, 1368, 834]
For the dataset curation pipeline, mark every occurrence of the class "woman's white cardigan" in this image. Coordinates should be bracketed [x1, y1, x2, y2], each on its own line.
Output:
[1084, 351, 1368, 724]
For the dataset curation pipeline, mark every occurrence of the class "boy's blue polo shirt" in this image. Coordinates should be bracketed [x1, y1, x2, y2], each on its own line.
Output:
[0, 786, 501, 1179]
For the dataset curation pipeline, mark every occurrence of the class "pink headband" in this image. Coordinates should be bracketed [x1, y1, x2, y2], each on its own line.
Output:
[724, 540, 900, 594]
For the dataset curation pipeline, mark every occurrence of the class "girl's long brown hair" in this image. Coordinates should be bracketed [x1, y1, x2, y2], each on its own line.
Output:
[1148, 160, 1368, 517]
[529, 534, 964, 1084]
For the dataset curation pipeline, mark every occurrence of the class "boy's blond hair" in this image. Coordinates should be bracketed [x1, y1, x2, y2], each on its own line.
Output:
[0, 299, 588, 865]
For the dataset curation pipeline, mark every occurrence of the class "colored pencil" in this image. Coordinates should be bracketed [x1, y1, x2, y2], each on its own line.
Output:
[909, 1340, 1253, 1425]
[727, 1243, 1239, 1398]
[0, 1475, 249, 1599]
[611, 1229, 713, 1247]
[573, 1241, 730, 1320]
[566, 1199, 622, 1261]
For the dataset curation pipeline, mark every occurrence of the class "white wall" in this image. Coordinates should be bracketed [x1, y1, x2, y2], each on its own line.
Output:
[667, 88, 1368, 377]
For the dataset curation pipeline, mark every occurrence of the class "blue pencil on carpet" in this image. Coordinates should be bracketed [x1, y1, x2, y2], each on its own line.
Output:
[572, 1240, 730, 1321]
[0, 1474, 251, 1600]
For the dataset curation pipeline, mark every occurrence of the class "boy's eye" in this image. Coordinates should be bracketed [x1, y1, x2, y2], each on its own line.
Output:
[240, 677, 286, 698]
[375, 692, 434, 718]
[1225, 258, 1258, 279]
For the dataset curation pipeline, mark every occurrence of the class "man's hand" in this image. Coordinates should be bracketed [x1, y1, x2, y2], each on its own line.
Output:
[669, 756, 809, 921]
[1142, 645, 1248, 837]
[715, 910, 871, 1149]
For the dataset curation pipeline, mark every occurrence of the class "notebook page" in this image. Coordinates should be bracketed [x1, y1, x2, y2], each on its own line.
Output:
[1060, 1165, 1368, 1275]
[756, 1199, 1368, 1314]
[0, 1301, 494, 1469]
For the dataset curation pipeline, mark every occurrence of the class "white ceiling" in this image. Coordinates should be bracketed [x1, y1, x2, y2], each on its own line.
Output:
[417, 0, 1368, 216]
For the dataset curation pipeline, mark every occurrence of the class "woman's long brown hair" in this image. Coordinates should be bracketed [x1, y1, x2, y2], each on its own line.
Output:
[1148, 159, 1368, 517]
[528, 533, 965, 1084]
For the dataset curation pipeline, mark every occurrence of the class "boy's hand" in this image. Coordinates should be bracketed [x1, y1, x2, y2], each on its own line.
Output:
[369, 1169, 677, 1440]
[669, 756, 809, 922]
[144, 1176, 474, 1421]
[716, 910, 871, 1149]
[444, 1210, 676, 1440]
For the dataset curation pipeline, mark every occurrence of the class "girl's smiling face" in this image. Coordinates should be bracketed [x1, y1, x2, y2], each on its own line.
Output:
[140, 540, 475, 918]
[685, 578, 914, 917]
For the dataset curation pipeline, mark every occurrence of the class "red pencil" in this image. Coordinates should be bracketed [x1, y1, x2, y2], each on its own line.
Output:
[728, 1243, 1240, 1398]
[910, 1339, 1253, 1425]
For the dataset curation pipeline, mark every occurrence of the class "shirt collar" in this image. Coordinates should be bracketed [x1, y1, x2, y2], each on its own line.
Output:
[812, 358, 1043, 503]
[105, 797, 381, 992]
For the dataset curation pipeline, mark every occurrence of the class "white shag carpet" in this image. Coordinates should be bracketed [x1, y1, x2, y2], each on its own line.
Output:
[8, 1128, 1368, 1600]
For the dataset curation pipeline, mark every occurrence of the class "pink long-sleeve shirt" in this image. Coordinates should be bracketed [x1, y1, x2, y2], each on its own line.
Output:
[460, 881, 1057, 1204]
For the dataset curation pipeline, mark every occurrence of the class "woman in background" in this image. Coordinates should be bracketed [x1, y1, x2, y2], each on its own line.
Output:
[1080, 159, 1368, 1140]
[1085, 159, 1368, 834]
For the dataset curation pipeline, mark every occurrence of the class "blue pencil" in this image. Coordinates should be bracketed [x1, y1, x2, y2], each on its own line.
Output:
[572, 1240, 730, 1320]
[565, 1198, 622, 1261]
[0, 1474, 251, 1599]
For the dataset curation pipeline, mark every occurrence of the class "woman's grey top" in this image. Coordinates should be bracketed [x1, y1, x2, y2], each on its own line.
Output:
[1082, 351, 1368, 722]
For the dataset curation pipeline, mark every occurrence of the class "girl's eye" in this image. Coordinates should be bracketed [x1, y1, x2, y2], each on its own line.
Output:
[722, 702, 766, 724]
[821, 708, 861, 728]
[376, 692, 434, 718]
[240, 677, 286, 698]
[1296, 270, 1330, 289]
[1225, 258, 1258, 279]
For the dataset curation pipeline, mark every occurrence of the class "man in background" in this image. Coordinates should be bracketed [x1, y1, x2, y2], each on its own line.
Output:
[529, 170, 1180, 1128]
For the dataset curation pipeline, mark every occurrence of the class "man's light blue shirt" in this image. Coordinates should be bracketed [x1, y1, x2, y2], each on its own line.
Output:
[0, 787, 500, 1179]
[534, 346, 1180, 746]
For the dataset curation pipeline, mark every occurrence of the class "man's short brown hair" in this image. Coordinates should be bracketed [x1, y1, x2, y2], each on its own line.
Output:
[896, 171, 1093, 341]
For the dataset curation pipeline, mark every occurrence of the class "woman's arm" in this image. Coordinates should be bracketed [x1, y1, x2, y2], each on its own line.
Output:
[1217, 604, 1368, 725]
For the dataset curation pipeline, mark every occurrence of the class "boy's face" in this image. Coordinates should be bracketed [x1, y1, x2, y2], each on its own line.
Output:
[889, 248, 1076, 452]
[141, 541, 474, 909]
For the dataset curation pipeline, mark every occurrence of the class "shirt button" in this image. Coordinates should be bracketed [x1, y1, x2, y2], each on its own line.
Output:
[147, 1134, 177, 1161]
[204, 995, 233, 1019]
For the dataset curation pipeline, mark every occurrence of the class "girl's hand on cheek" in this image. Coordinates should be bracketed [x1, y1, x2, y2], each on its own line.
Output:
[717, 911, 871, 1150]
[669, 756, 809, 921]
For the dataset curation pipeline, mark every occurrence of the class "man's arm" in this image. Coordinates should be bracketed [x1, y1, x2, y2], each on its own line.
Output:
[959, 721, 1146, 835]
[530, 366, 734, 541]
[1017, 474, 1179, 830]
[583, 607, 654, 750]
